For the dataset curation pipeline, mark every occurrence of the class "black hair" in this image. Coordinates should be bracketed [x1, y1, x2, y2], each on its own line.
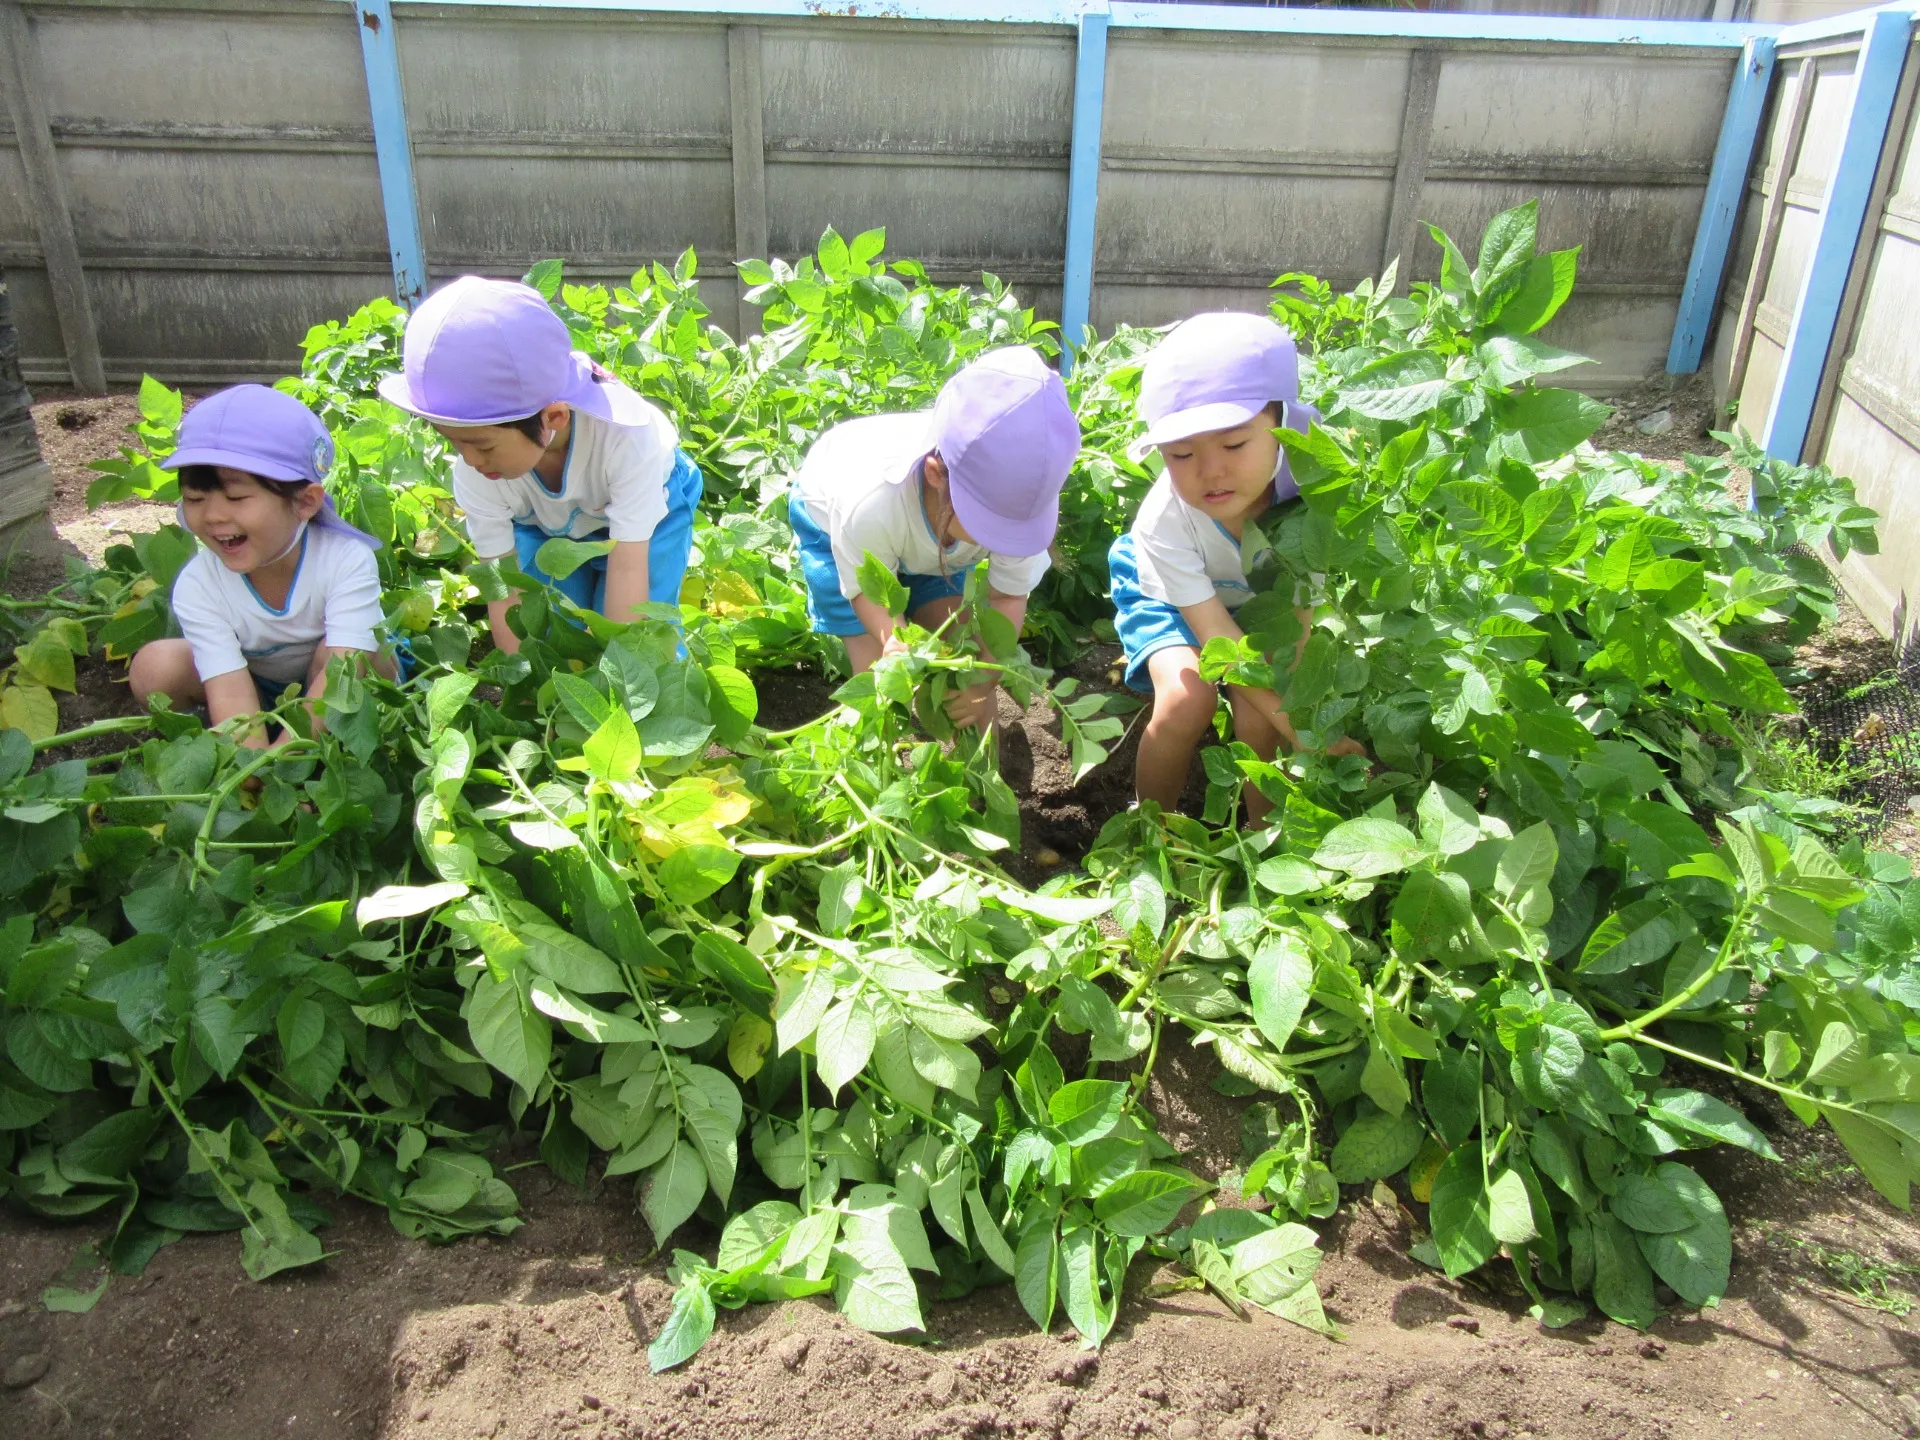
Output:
[502, 414, 546, 443]
[175, 464, 310, 502]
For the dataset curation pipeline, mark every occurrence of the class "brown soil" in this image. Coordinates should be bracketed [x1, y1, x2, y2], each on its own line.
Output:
[1590, 369, 1724, 465]
[7, 392, 1920, 1440]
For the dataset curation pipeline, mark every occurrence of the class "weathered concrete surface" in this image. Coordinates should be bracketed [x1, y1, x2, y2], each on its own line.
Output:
[3, 2, 1736, 392]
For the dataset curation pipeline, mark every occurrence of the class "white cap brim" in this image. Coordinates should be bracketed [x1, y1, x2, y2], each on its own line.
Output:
[1125, 399, 1269, 463]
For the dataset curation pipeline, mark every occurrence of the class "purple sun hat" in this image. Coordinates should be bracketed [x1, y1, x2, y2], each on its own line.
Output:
[378, 275, 653, 428]
[162, 384, 379, 549]
[1127, 312, 1313, 464]
[928, 346, 1080, 557]
[164, 384, 335, 484]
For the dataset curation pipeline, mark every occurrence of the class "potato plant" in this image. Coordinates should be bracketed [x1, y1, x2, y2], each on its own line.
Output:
[0, 204, 1913, 1358]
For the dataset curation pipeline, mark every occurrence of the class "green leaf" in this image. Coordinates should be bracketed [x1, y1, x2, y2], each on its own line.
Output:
[520, 921, 625, 994]
[1646, 1089, 1779, 1160]
[1474, 199, 1538, 301]
[641, 1140, 707, 1246]
[1247, 932, 1313, 1052]
[1577, 901, 1678, 975]
[1635, 1163, 1729, 1307]
[1487, 1166, 1538, 1245]
[647, 1280, 716, 1372]
[818, 863, 863, 938]
[855, 551, 909, 617]
[1491, 248, 1579, 334]
[966, 1186, 1018, 1275]
[1417, 784, 1481, 856]
[1496, 822, 1557, 903]
[815, 996, 876, 1095]
[1591, 1212, 1658, 1330]
[1092, 1168, 1209, 1236]
[1488, 388, 1611, 465]
[1341, 351, 1449, 421]
[1312, 817, 1425, 878]
[1229, 1221, 1323, 1305]
[1014, 1214, 1058, 1331]
[582, 706, 641, 783]
[1329, 1109, 1425, 1183]
[704, 664, 758, 747]
[1048, 1078, 1128, 1145]
[830, 1233, 924, 1335]
[1610, 1173, 1694, 1234]
[1056, 1224, 1108, 1346]
[1422, 1048, 1480, 1149]
[1393, 869, 1474, 960]
[692, 933, 774, 1019]
[659, 844, 741, 906]
[465, 974, 551, 1096]
[533, 536, 613, 582]
[1428, 1147, 1497, 1278]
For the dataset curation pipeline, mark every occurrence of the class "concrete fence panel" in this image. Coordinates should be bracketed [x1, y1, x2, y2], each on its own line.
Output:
[0, 0, 1760, 395]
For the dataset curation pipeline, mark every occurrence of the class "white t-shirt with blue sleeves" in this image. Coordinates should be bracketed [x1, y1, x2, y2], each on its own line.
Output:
[1126, 472, 1275, 613]
[451, 405, 679, 560]
[170, 524, 385, 685]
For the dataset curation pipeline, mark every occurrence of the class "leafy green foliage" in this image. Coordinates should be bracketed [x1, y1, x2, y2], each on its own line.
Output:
[3, 203, 1912, 1361]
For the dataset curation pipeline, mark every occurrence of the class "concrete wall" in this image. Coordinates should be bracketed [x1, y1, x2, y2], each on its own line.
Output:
[1, 0, 1743, 394]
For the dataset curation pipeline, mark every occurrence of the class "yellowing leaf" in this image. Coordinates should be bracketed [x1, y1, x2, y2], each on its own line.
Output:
[1408, 1138, 1449, 1204]
[17, 630, 77, 692]
[0, 678, 60, 739]
[727, 1013, 773, 1080]
[704, 569, 762, 617]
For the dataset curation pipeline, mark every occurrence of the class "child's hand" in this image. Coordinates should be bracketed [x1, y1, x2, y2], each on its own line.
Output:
[1325, 736, 1370, 761]
[944, 680, 998, 732]
[881, 632, 910, 662]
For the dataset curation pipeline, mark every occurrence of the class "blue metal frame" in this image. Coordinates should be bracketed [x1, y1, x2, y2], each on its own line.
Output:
[1761, 6, 1914, 463]
[1060, 1, 1108, 375]
[1667, 35, 1777, 375]
[353, 0, 429, 307]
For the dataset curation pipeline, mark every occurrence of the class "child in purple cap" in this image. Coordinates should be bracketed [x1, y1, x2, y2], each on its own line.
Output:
[129, 384, 393, 745]
[380, 276, 702, 651]
[1109, 313, 1365, 820]
[787, 346, 1080, 730]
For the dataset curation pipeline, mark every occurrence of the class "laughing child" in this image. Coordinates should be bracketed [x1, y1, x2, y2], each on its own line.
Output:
[379, 276, 702, 652]
[129, 384, 392, 745]
[788, 345, 1081, 730]
[1109, 312, 1363, 818]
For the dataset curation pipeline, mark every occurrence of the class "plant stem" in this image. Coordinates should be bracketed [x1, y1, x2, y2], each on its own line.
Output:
[192, 741, 313, 878]
[32, 715, 152, 752]
[1597, 899, 1753, 1043]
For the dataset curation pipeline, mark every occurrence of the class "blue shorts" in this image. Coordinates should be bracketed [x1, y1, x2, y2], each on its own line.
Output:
[512, 448, 705, 615]
[788, 494, 968, 637]
[1109, 532, 1200, 694]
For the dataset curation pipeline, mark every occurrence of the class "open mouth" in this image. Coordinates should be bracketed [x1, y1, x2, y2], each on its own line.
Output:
[210, 533, 248, 556]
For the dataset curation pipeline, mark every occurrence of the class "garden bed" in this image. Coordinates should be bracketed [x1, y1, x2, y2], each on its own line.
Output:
[4, 388, 1919, 1440]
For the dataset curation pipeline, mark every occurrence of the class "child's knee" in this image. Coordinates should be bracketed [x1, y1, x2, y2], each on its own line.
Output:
[129, 639, 194, 703]
[1153, 669, 1218, 738]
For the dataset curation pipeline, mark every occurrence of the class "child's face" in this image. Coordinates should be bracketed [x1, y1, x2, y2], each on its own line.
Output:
[434, 404, 567, 480]
[180, 469, 319, 573]
[1159, 411, 1281, 524]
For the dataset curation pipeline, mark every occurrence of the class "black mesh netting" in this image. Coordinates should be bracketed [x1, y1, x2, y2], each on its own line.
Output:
[1790, 549, 1920, 811]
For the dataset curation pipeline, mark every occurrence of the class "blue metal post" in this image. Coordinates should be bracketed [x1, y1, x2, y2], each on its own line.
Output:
[1060, 0, 1109, 374]
[1667, 35, 1777, 374]
[353, 0, 429, 307]
[1761, 6, 1914, 462]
